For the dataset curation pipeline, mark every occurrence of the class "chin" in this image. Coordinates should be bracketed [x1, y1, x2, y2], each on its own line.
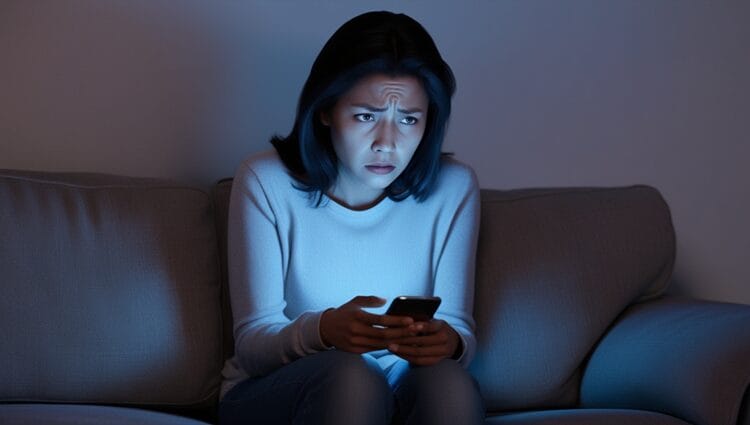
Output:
[369, 177, 398, 190]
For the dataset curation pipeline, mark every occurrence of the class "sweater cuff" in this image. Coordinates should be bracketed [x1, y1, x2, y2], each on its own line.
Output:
[296, 311, 328, 356]
[452, 331, 468, 363]
[303, 309, 333, 352]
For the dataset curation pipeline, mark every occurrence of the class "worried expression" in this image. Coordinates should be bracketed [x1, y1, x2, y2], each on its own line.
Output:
[321, 73, 429, 209]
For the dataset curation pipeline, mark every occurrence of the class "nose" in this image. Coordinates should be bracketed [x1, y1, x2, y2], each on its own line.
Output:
[371, 120, 397, 153]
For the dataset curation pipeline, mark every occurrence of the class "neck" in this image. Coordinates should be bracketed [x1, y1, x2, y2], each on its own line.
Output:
[326, 190, 387, 211]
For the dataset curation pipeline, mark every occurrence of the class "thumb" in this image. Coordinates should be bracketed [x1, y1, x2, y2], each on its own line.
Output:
[349, 295, 386, 308]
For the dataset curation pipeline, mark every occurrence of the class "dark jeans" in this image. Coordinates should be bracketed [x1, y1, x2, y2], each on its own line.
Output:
[219, 350, 484, 425]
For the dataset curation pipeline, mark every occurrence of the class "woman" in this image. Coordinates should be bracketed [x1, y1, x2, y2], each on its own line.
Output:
[220, 11, 484, 425]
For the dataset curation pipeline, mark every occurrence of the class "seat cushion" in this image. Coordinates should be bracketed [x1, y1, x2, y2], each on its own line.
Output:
[0, 404, 210, 425]
[580, 298, 750, 425]
[0, 170, 223, 408]
[486, 408, 691, 425]
[470, 186, 676, 411]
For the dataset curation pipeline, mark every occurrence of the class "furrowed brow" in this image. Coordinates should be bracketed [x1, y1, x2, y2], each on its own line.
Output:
[352, 103, 424, 114]
[352, 103, 387, 112]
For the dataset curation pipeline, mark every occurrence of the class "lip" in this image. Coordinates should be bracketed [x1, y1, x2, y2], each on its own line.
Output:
[365, 164, 396, 175]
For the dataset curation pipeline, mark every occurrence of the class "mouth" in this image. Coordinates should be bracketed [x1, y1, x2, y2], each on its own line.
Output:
[365, 164, 396, 175]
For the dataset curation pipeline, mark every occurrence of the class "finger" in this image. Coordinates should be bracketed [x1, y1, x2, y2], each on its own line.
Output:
[388, 332, 448, 347]
[347, 336, 391, 350]
[381, 314, 416, 327]
[379, 325, 422, 339]
[357, 310, 414, 327]
[421, 319, 447, 333]
[349, 321, 419, 340]
[349, 295, 386, 308]
[329, 329, 392, 351]
[337, 345, 379, 355]
[349, 321, 390, 339]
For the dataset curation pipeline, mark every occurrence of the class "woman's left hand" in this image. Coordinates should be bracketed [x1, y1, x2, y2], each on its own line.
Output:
[386, 319, 460, 366]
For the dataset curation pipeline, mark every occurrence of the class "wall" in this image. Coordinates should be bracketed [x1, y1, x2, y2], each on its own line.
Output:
[1, 1, 748, 304]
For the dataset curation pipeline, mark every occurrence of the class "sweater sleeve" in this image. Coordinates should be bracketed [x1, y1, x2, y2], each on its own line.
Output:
[431, 164, 481, 368]
[227, 162, 329, 378]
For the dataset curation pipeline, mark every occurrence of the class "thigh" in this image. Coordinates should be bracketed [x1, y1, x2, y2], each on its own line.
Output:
[219, 353, 318, 425]
[386, 358, 485, 425]
[220, 350, 394, 425]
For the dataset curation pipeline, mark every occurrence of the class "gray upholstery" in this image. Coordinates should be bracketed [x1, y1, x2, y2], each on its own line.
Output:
[485, 408, 691, 425]
[0, 404, 208, 425]
[1, 169, 748, 425]
[0, 170, 222, 410]
[581, 297, 750, 425]
[470, 186, 675, 411]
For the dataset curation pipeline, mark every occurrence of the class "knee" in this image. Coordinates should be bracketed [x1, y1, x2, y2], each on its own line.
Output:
[394, 360, 484, 424]
[401, 359, 479, 395]
[303, 351, 394, 423]
[307, 351, 392, 403]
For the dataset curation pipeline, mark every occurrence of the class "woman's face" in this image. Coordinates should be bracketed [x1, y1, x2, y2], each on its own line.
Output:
[322, 73, 429, 209]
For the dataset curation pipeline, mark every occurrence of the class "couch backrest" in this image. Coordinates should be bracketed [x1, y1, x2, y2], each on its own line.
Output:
[211, 181, 677, 413]
[469, 186, 676, 412]
[2, 170, 673, 416]
[0, 170, 223, 411]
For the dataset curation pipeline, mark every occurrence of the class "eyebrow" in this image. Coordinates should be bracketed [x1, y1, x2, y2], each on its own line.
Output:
[351, 103, 424, 114]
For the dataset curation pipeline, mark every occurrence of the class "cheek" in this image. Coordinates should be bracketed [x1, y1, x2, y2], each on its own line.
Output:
[405, 124, 427, 146]
[332, 126, 369, 164]
[402, 132, 423, 159]
[330, 121, 356, 148]
[335, 120, 368, 144]
[404, 127, 426, 159]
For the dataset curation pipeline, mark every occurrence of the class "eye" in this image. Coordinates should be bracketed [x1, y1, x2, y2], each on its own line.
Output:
[400, 116, 419, 125]
[354, 113, 375, 122]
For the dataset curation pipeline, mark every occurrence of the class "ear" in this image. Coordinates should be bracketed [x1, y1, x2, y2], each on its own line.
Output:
[319, 110, 331, 126]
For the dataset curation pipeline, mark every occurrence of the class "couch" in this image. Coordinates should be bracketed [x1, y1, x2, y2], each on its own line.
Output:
[1, 168, 749, 425]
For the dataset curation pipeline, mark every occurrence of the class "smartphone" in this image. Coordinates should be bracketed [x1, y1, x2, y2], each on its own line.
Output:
[385, 296, 441, 322]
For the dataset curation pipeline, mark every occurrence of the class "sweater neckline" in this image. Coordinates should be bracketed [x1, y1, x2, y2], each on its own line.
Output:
[323, 193, 395, 221]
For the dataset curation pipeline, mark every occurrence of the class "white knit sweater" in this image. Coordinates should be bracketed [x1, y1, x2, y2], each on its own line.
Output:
[221, 149, 480, 397]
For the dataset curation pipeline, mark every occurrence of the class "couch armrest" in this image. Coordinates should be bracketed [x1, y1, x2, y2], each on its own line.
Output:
[580, 296, 750, 425]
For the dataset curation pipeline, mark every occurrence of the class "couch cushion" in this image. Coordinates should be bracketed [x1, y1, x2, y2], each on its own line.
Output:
[0, 404, 210, 425]
[470, 186, 675, 412]
[485, 408, 690, 425]
[580, 297, 750, 425]
[0, 170, 222, 408]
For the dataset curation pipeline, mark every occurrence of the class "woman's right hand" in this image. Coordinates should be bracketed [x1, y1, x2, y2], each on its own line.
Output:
[320, 296, 418, 354]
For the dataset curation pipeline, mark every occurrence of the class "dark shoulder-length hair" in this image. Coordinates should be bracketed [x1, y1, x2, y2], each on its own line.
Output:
[271, 11, 456, 205]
